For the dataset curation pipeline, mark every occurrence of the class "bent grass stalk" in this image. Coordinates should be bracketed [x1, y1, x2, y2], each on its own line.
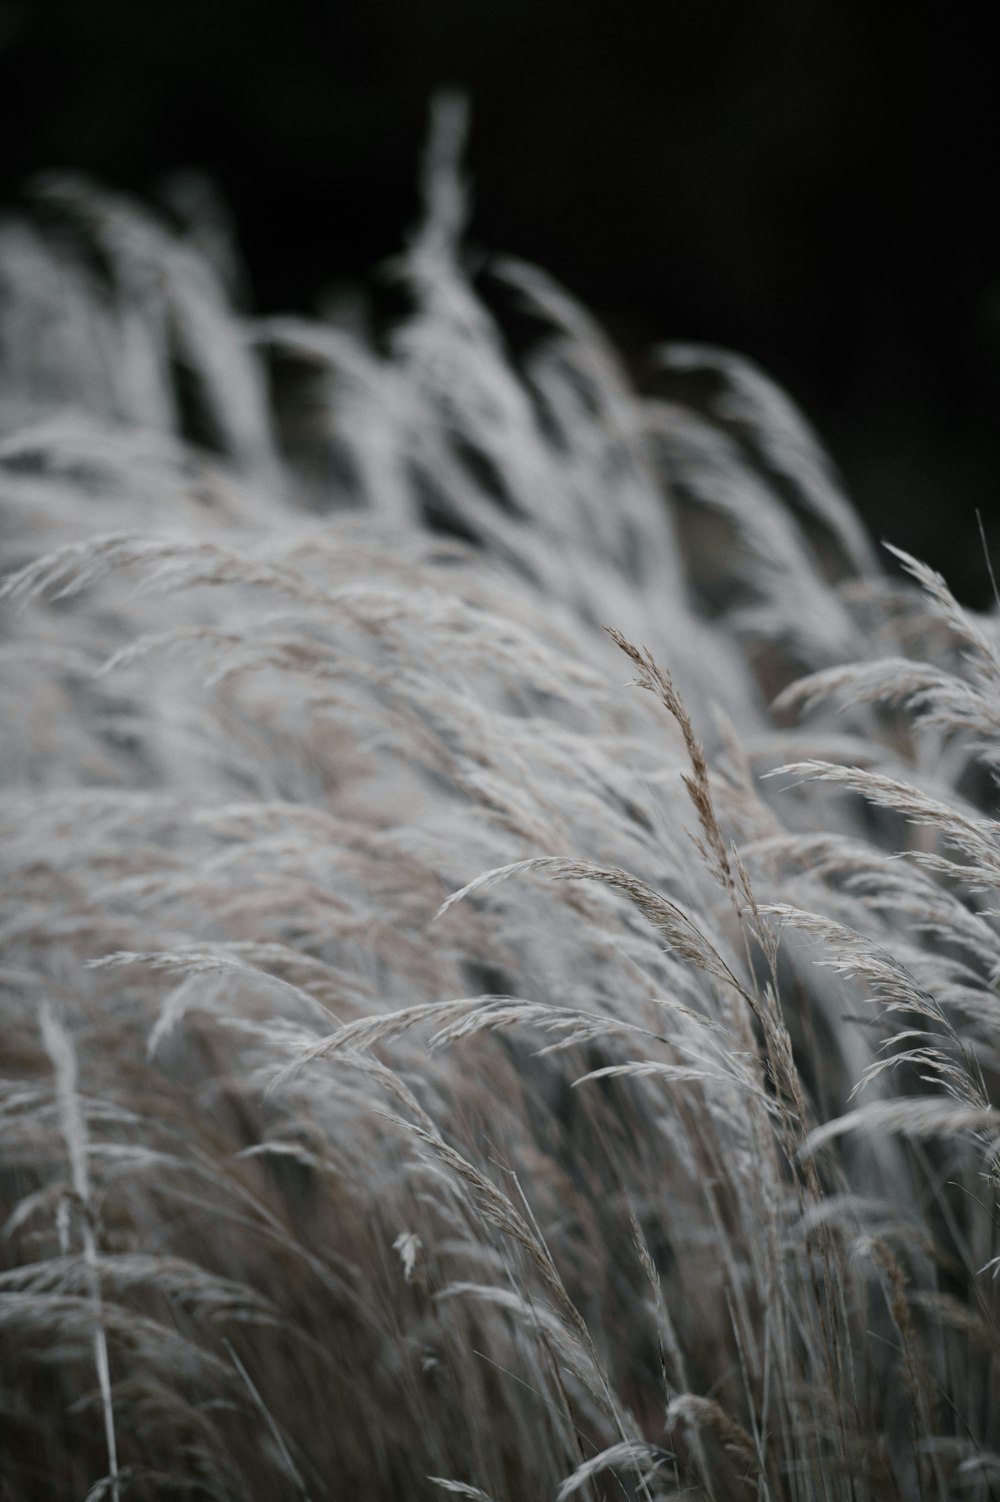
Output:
[40, 1005, 120, 1502]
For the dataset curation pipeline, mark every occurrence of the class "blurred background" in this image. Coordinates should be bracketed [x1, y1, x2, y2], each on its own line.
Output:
[1, 0, 997, 602]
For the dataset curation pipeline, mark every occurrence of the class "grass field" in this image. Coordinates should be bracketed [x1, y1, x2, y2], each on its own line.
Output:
[2, 100, 998, 1500]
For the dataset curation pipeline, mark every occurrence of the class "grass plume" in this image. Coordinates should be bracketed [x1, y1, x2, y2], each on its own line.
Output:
[2, 100, 999, 1500]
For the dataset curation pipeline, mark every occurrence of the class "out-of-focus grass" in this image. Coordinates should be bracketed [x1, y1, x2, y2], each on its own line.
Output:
[1, 99, 997, 1501]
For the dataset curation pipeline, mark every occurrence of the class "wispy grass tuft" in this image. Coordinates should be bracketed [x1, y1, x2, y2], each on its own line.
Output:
[2, 96, 999, 1500]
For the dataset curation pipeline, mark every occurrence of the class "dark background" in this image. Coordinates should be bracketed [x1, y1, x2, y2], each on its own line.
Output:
[1, 0, 997, 602]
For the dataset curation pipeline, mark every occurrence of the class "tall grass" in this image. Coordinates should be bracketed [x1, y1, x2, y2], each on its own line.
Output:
[1, 97, 998, 1499]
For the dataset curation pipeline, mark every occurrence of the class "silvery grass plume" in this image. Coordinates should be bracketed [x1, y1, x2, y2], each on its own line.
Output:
[1, 93, 998, 1500]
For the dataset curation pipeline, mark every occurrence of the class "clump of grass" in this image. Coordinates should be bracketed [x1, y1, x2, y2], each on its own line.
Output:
[1, 97, 998, 1500]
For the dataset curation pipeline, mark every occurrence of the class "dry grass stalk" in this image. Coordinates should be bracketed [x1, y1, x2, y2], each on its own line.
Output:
[1, 97, 998, 1501]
